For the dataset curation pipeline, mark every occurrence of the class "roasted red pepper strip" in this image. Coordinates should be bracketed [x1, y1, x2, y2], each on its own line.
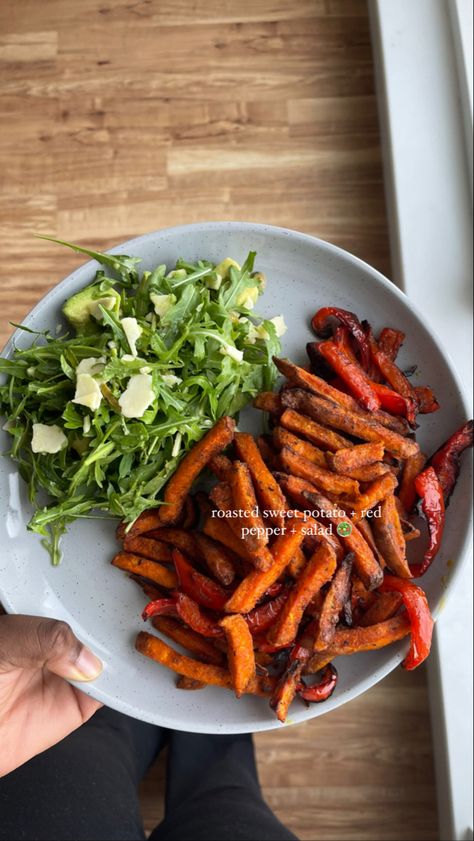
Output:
[410, 467, 445, 577]
[268, 619, 323, 721]
[414, 386, 440, 415]
[254, 638, 291, 654]
[317, 339, 381, 411]
[371, 382, 416, 420]
[172, 549, 228, 611]
[141, 598, 177, 622]
[141, 593, 223, 638]
[311, 307, 371, 370]
[174, 592, 223, 638]
[328, 331, 414, 420]
[378, 327, 405, 361]
[245, 591, 289, 636]
[365, 325, 419, 424]
[379, 575, 433, 669]
[298, 664, 338, 702]
[429, 420, 473, 505]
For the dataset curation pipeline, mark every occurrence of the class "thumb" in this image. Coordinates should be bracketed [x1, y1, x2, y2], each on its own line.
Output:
[0, 615, 103, 682]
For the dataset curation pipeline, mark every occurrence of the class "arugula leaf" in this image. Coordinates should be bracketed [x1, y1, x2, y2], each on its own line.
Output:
[0, 244, 283, 564]
[35, 236, 141, 284]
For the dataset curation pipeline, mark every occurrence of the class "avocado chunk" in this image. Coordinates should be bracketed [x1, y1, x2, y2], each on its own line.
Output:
[63, 284, 121, 332]
[214, 257, 241, 278]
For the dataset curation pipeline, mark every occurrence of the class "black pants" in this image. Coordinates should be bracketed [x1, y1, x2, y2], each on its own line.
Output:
[0, 706, 297, 841]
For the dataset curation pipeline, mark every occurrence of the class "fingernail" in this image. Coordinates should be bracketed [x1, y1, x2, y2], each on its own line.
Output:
[71, 647, 103, 681]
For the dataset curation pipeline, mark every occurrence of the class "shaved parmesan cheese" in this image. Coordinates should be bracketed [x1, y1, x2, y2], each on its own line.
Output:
[32, 423, 67, 454]
[121, 317, 142, 357]
[118, 373, 154, 418]
[270, 315, 287, 337]
[76, 356, 106, 376]
[73, 374, 103, 411]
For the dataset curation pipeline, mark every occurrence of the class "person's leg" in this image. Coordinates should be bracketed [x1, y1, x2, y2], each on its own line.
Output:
[0, 706, 168, 841]
[150, 732, 298, 841]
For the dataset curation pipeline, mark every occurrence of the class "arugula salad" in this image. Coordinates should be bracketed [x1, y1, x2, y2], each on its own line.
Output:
[0, 238, 285, 563]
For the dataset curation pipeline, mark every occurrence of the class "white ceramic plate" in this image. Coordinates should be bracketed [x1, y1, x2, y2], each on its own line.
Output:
[0, 222, 472, 733]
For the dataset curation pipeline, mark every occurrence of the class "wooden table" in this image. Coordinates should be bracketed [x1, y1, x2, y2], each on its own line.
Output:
[0, 1, 438, 838]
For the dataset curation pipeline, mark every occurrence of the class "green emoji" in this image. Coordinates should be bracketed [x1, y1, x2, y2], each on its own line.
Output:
[337, 521, 352, 537]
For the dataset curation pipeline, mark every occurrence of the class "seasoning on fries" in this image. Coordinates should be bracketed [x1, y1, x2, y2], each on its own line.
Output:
[111, 305, 472, 723]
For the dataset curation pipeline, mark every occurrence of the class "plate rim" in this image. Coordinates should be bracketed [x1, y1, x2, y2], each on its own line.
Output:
[1, 220, 472, 733]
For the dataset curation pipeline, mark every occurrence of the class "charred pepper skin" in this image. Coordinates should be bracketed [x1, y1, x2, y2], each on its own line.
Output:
[311, 307, 371, 371]
[298, 664, 338, 703]
[379, 575, 433, 670]
[410, 467, 445, 577]
[429, 420, 473, 505]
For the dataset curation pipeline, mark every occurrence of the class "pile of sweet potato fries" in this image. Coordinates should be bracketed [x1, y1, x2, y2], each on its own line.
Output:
[112, 307, 473, 722]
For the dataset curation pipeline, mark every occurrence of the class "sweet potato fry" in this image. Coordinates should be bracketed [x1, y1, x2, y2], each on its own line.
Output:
[359, 592, 404, 627]
[116, 508, 162, 541]
[209, 479, 234, 514]
[256, 436, 281, 470]
[280, 407, 353, 452]
[209, 454, 233, 482]
[270, 658, 305, 723]
[229, 460, 268, 545]
[398, 451, 427, 512]
[274, 473, 345, 561]
[202, 515, 255, 563]
[176, 675, 206, 690]
[123, 535, 172, 563]
[160, 416, 236, 525]
[220, 614, 256, 697]
[274, 471, 319, 509]
[273, 356, 409, 434]
[234, 432, 287, 530]
[225, 519, 310, 613]
[211, 473, 274, 571]
[314, 553, 353, 651]
[329, 462, 391, 482]
[270, 544, 337, 646]
[303, 491, 383, 590]
[287, 547, 308, 579]
[135, 632, 273, 696]
[193, 533, 236, 586]
[350, 575, 377, 617]
[111, 552, 177, 589]
[372, 496, 412, 578]
[305, 613, 411, 672]
[273, 426, 328, 468]
[283, 389, 419, 459]
[152, 616, 225, 665]
[146, 527, 200, 560]
[357, 518, 385, 568]
[343, 472, 398, 519]
[280, 446, 360, 497]
[330, 442, 385, 472]
[253, 391, 282, 415]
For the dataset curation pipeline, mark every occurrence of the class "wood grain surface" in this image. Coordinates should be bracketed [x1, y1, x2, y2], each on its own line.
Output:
[0, 1, 439, 839]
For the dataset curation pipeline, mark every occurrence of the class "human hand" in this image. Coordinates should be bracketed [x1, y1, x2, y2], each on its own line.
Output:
[0, 613, 103, 776]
